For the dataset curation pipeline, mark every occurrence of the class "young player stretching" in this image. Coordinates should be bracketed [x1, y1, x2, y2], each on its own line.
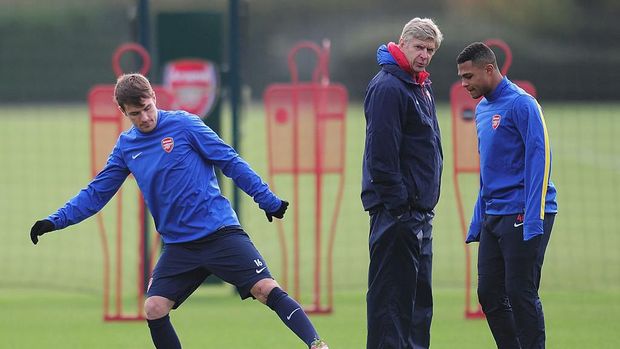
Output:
[29, 73, 328, 349]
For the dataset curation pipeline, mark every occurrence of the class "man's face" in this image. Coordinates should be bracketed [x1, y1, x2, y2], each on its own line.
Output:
[399, 37, 437, 74]
[122, 97, 158, 133]
[457, 60, 493, 99]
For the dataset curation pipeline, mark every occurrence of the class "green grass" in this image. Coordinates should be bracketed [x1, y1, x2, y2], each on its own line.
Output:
[1, 287, 618, 348]
[1, 102, 619, 348]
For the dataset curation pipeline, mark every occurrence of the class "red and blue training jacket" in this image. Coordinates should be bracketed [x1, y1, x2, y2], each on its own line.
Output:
[361, 44, 443, 215]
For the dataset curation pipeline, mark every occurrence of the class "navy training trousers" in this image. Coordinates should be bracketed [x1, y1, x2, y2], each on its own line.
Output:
[478, 213, 554, 349]
[367, 208, 434, 349]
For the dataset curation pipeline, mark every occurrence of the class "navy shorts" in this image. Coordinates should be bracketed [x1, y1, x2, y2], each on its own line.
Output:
[146, 226, 273, 309]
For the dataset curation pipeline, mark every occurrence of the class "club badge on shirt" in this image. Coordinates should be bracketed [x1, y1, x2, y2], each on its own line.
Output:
[492, 114, 501, 130]
[161, 137, 174, 153]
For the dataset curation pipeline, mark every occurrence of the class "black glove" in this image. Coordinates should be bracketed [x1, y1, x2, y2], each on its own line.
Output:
[265, 200, 289, 222]
[30, 219, 55, 245]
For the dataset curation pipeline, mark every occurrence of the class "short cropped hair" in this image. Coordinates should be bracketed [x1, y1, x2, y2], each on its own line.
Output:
[400, 17, 444, 49]
[114, 73, 155, 110]
[456, 42, 498, 69]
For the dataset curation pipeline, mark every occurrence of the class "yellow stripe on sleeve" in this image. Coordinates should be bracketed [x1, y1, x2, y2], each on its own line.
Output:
[537, 103, 550, 219]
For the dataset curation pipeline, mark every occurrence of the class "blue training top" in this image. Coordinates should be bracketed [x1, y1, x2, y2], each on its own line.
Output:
[467, 77, 557, 242]
[47, 109, 281, 244]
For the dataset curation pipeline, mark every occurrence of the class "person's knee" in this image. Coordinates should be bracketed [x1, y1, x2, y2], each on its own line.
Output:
[505, 282, 537, 310]
[477, 283, 505, 312]
[144, 296, 175, 320]
[250, 278, 280, 304]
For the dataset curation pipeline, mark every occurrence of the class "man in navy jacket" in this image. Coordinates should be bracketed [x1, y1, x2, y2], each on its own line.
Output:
[362, 17, 443, 349]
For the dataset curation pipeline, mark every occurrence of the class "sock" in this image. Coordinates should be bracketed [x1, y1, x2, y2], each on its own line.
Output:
[266, 287, 320, 346]
[147, 314, 182, 349]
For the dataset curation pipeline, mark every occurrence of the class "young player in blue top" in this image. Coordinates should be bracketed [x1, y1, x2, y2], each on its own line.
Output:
[457, 42, 557, 349]
[29, 73, 328, 349]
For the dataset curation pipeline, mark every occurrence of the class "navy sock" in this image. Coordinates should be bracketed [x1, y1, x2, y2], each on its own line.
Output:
[266, 287, 319, 346]
[147, 314, 182, 349]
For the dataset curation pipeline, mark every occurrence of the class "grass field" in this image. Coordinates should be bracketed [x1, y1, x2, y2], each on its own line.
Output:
[1, 102, 619, 348]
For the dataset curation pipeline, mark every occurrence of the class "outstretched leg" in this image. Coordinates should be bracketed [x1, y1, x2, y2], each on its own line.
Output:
[251, 278, 326, 348]
[145, 296, 181, 349]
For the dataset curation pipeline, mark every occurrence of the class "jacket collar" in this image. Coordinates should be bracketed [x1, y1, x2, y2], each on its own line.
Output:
[486, 77, 509, 101]
[382, 64, 432, 87]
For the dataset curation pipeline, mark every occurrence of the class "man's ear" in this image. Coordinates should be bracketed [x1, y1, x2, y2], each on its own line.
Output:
[118, 105, 127, 116]
[485, 63, 495, 75]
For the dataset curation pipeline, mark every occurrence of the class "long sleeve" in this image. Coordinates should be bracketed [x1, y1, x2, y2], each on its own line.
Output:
[47, 142, 130, 230]
[364, 83, 409, 215]
[466, 176, 486, 243]
[514, 96, 552, 240]
[185, 115, 281, 213]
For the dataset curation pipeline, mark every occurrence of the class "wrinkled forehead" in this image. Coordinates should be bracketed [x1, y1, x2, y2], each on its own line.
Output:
[404, 37, 436, 49]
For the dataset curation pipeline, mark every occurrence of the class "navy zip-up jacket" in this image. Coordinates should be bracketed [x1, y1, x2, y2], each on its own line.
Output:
[361, 45, 443, 215]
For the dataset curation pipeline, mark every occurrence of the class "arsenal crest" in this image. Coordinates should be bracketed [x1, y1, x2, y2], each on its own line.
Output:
[161, 137, 174, 153]
[164, 59, 219, 117]
[492, 114, 501, 129]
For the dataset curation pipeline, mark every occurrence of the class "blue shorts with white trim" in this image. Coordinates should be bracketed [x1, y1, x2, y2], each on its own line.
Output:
[147, 226, 272, 308]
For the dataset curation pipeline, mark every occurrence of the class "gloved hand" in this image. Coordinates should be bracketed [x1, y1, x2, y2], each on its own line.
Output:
[265, 200, 289, 222]
[30, 219, 55, 245]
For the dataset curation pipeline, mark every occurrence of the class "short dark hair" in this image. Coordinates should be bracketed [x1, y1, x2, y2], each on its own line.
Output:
[114, 73, 155, 110]
[456, 42, 498, 68]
